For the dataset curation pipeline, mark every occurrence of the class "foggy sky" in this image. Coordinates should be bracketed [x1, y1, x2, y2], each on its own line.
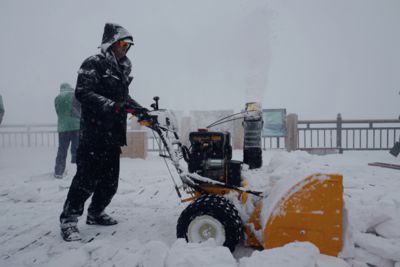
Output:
[0, 0, 399, 124]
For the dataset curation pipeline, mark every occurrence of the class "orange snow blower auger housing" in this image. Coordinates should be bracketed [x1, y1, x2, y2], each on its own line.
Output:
[139, 97, 344, 256]
[244, 173, 343, 256]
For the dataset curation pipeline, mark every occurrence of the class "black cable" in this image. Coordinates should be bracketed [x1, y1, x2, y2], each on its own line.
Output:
[207, 116, 246, 129]
[206, 111, 246, 128]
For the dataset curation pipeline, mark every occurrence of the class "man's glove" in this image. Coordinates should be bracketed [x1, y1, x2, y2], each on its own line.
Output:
[114, 102, 148, 115]
[114, 102, 127, 114]
[127, 107, 149, 116]
[135, 108, 151, 121]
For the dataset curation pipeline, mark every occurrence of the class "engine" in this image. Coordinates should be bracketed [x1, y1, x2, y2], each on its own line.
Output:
[185, 130, 242, 187]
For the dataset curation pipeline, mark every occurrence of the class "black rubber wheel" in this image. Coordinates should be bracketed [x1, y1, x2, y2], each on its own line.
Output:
[177, 194, 243, 252]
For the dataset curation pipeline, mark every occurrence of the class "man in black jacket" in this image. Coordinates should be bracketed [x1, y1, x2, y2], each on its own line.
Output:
[59, 23, 147, 241]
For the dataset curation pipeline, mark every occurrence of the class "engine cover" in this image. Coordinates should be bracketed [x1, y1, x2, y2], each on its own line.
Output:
[187, 130, 241, 186]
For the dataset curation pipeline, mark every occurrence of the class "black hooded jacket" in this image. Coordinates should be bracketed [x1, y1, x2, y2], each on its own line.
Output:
[75, 23, 142, 149]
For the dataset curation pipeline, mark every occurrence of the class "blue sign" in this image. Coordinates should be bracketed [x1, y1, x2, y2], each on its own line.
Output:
[262, 109, 286, 137]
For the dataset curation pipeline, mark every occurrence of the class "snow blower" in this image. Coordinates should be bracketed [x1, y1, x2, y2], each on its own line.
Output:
[135, 97, 343, 256]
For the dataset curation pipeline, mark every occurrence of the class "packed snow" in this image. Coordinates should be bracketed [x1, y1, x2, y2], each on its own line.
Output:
[0, 147, 400, 267]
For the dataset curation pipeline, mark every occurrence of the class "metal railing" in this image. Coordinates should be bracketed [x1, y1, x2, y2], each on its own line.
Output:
[0, 124, 57, 148]
[298, 114, 400, 153]
[2, 116, 400, 152]
[148, 135, 163, 152]
[0, 124, 164, 151]
[262, 136, 286, 150]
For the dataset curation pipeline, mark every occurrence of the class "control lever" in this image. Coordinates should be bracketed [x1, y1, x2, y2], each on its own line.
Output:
[151, 96, 160, 110]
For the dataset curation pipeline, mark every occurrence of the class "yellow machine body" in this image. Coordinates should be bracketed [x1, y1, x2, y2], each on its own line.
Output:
[190, 173, 343, 256]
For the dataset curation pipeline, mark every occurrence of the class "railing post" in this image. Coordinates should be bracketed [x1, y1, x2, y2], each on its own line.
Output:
[336, 113, 343, 153]
[285, 113, 298, 152]
[27, 125, 31, 148]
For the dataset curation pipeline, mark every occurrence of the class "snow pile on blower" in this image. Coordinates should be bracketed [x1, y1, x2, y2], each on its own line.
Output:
[244, 150, 400, 267]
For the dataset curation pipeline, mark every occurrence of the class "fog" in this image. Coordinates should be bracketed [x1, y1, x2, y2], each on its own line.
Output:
[0, 0, 399, 124]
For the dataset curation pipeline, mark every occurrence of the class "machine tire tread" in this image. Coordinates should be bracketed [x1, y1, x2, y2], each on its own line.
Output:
[176, 194, 243, 251]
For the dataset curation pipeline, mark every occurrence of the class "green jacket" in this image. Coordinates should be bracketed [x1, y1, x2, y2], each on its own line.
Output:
[55, 83, 80, 132]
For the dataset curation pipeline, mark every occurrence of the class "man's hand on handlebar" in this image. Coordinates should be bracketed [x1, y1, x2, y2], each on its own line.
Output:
[114, 102, 148, 115]
[114, 101, 156, 127]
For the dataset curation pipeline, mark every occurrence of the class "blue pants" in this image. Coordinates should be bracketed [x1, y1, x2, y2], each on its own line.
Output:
[54, 131, 79, 176]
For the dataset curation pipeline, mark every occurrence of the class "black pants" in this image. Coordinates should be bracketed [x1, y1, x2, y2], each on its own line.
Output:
[54, 131, 79, 176]
[60, 145, 121, 223]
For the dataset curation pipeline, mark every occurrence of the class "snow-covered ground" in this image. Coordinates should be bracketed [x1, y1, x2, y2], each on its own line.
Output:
[0, 147, 399, 267]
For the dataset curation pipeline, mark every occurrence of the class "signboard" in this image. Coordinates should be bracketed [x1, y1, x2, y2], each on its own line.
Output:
[262, 109, 286, 137]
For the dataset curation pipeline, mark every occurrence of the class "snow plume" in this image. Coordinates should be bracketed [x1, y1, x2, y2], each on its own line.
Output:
[236, 1, 272, 105]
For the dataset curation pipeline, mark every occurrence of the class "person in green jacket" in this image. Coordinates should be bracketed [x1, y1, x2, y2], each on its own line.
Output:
[54, 83, 81, 178]
[0, 94, 4, 125]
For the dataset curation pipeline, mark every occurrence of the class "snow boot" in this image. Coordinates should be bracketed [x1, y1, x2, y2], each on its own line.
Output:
[54, 170, 67, 179]
[86, 212, 118, 226]
[60, 222, 81, 241]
